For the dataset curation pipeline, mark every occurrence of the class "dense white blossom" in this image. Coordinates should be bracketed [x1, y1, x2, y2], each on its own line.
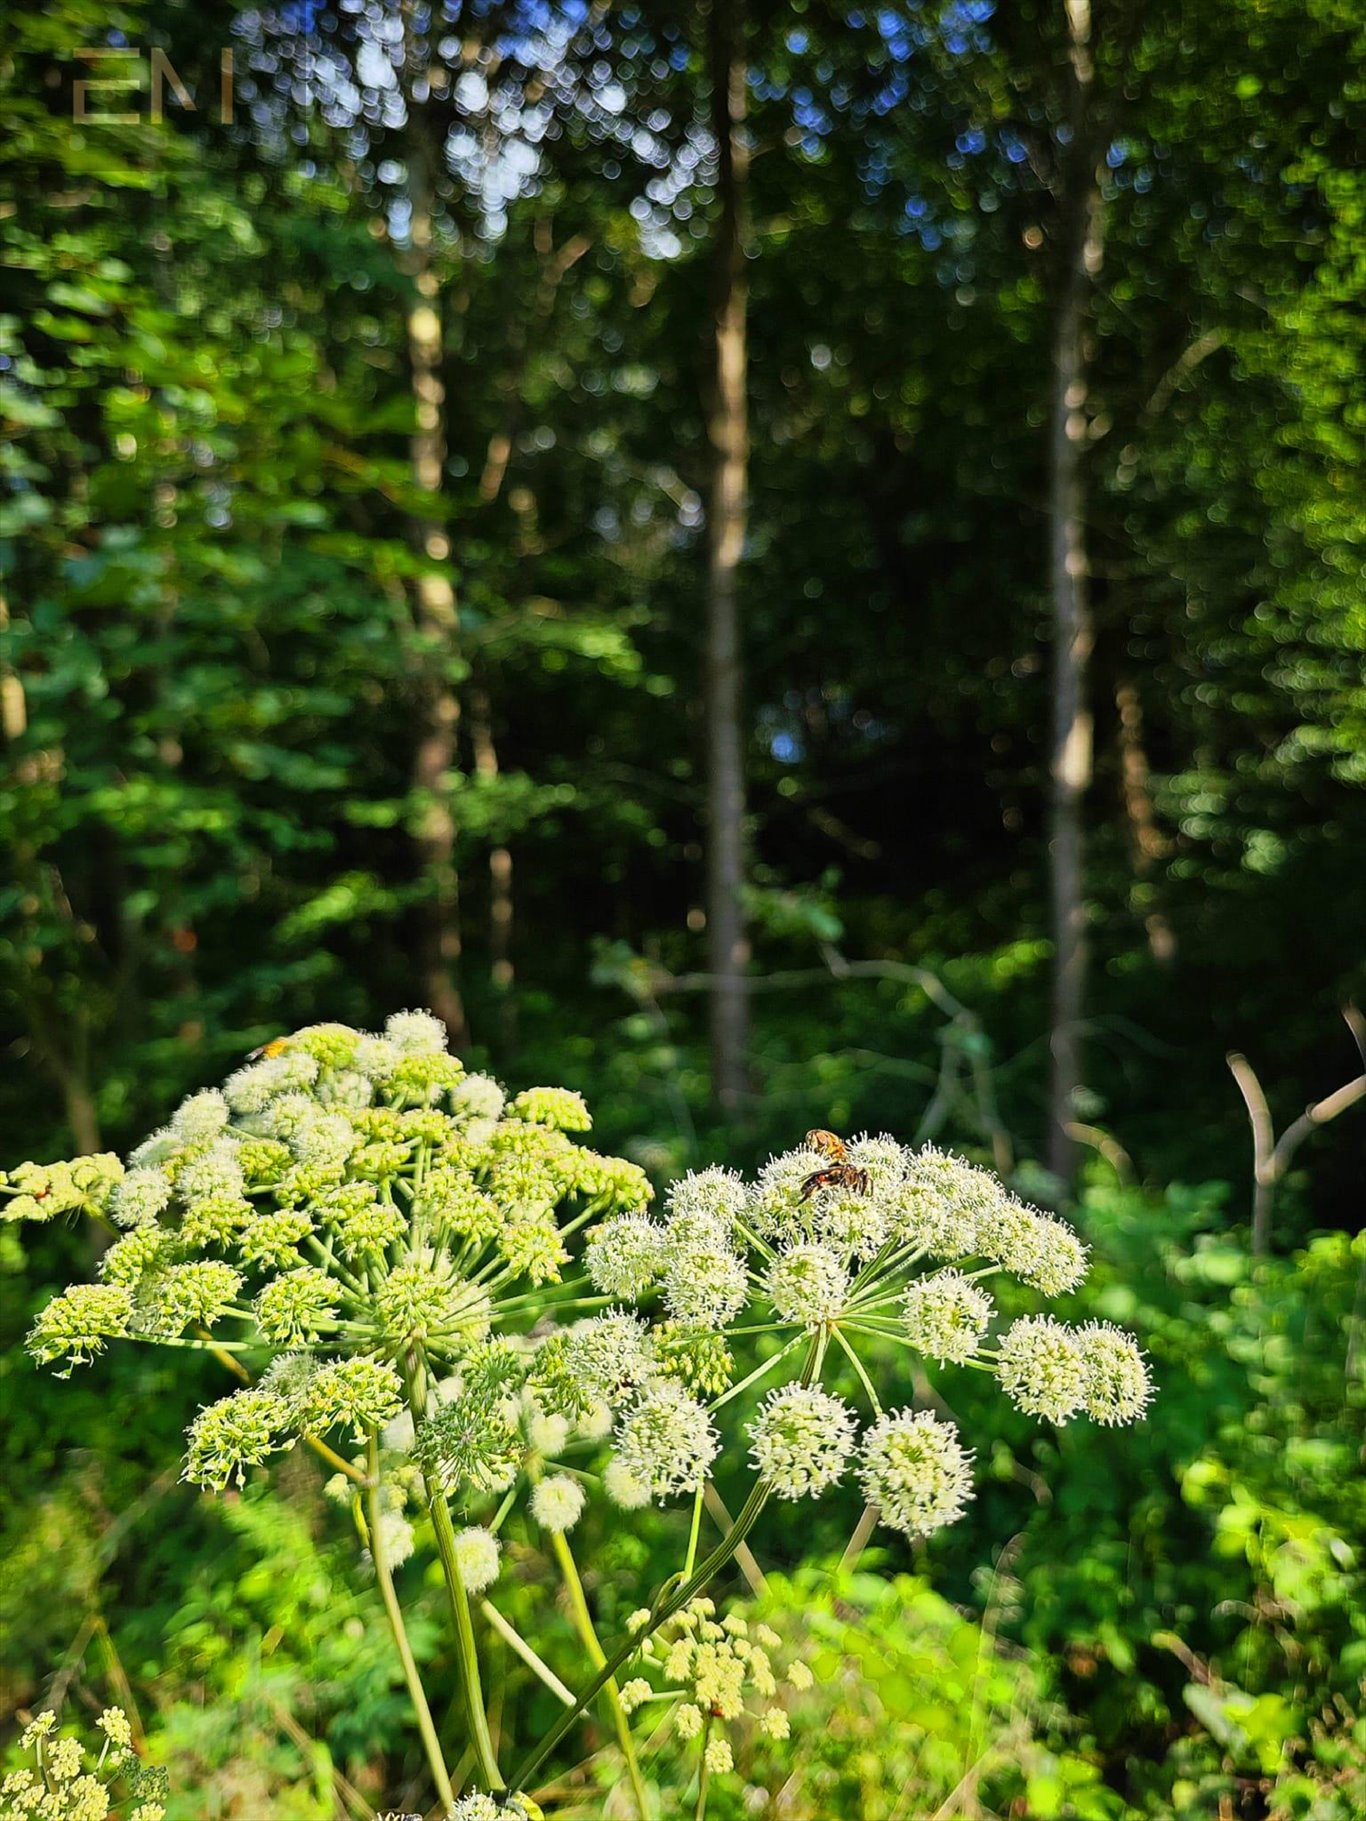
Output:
[613, 1381, 719, 1500]
[858, 1409, 975, 1536]
[901, 1268, 993, 1363]
[747, 1385, 857, 1498]
[765, 1243, 849, 1328]
[667, 1166, 749, 1231]
[996, 1315, 1088, 1422]
[530, 1473, 586, 1532]
[385, 1009, 448, 1053]
[1078, 1321, 1154, 1424]
[660, 1222, 749, 1327]
[170, 1090, 231, 1144]
[584, 1213, 667, 1299]
[453, 1527, 502, 1593]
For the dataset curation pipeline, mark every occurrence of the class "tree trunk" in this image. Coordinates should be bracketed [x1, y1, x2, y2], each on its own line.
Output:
[2, 589, 102, 1155]
[403, 77, 469, 1049]
[704, 0, 751, 1114]
[469, 683, 516, 1055]
[59, 1062, 102, 1156]
[1114, 672, 1176, 964]
[1046, 0, 1103, 1183]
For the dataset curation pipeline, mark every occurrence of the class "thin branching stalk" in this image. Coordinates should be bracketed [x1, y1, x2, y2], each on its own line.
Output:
[404, 1356, 505, 1792]
[549, 1529, 650, 1820]
[479, 1599, 574, 1705]
[364, 1434, 456, 1812]
[513, 1334, 824, 1794]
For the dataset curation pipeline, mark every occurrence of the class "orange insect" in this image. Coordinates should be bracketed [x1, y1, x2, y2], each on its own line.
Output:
[247, 1036, 290, 1060]
[804, 1129, 848, 1162]
[799, 1163, 871, 1201]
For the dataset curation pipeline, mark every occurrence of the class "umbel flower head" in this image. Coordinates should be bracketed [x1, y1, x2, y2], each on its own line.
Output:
[747, 1384, 857, 1499]
[2, 1705, 168, 1821]
[623, 1598, 809, 1779]
[15, 1082, 1152, 1562]
[14, 1014, 653, 1497]
[581, 1128, 1153, 1543]
[446, 1797, 541, 1821]
[858, 1409, 975, 1536]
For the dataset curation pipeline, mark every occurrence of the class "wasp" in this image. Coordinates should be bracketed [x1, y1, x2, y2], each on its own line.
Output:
[800, 1163, 871, 1201]
[247, 1036, 291, 1061]
[804, 1128, 848, 1162]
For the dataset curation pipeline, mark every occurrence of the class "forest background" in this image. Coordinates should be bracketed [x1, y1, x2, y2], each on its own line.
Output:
[3, 1, 1366, 1816]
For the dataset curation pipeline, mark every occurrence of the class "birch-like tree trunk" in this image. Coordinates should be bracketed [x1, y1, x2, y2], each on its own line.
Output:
[1115, 672, 1176, 964]
[704, 0, 751, 1114]
[403, 71, 469, 1049]
[1046, 0, 1103, 1181]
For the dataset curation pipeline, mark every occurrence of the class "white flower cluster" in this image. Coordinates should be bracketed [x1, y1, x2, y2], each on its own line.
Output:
[576, 1132, 1152, 1540]
[445, 1798, 538, 1821]
[17, 1015, 653, 1499]
[747, 1385, 856, 1498]
[18, 1087, 1154, 1578]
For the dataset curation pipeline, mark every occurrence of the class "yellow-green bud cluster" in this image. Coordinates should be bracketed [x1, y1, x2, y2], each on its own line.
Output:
[0, 1153, 124, 1224]
[2, 1706, 162, 1821]
[629, 1601, 805, 1775]
[15, 1015, 666, 1505]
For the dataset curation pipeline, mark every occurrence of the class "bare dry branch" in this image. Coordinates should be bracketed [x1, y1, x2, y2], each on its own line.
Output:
[1227, 1036, 1366, 1255]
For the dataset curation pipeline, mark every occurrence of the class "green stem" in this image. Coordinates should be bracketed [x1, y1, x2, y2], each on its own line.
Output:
[479, 1599, 575, 1705]
[694, 1719, 712, 1821]
[364, 1437, 455, 1811]
[305, 1432, 368, 1484]
[426, 1482, 506, 1791]
[549, 1529, 650, 1821]
[404, 1359, 505, 1793]
[708, 1334, 800, 1413]
[683, 1486, 705, 1580]
[831, 1324, 882, 1417]
[512, 1471, 772, 1793]
[511, 1331, 825, 1794]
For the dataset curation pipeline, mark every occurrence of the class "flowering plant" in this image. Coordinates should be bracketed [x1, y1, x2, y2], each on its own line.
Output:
[0, 1709, 167, 1821]
[8, 1014, 1152, 1815]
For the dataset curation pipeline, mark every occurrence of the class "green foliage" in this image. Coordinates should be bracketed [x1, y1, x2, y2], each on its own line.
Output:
[5, 0, 1366, 1812]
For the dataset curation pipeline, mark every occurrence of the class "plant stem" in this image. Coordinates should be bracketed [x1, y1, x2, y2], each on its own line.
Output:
[403, 1359, 505, 1792]
[365, 1436, 455, 1811]
[479, 1599, 575, 1705]
[708, 1334, 800, 1412]
[306, 1433, 368, 1483]
[513, 1472, 771, 1793]
[512, 1332, 822, 1795]
[695, 1720, 712, 1821]
[425, 1479, 506, 1791]
[549, 1529, 651, 1820]
[831, 1324, 883, 1417]
[683, 1485, 705, 1580]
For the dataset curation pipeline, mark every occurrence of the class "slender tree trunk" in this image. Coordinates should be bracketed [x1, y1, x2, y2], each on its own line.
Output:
[469, 684, 516, 1055]
[55, 1054, 102, 1155]
[1114, 672, 1176, 964]
[704, 0, 751, 1114]
[404, 81, 469, 1048]
[2, 591, 101, 1154]
[1046, 0, 1103, 1182]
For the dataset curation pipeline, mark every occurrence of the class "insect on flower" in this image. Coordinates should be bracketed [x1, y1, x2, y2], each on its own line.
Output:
[804, 1128, 849, 1161]
[247, 1036, 291, 1060]
[799, 1163, 872, 1200]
